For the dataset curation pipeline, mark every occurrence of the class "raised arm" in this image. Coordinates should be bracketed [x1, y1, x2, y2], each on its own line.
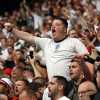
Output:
[12, 28, 35, 43]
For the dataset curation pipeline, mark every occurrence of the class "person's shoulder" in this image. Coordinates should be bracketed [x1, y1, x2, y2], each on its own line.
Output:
[66, 37, 80, 42]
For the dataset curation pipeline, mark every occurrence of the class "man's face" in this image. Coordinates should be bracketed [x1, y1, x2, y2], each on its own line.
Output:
[15, 80, 26, 94]
[11, 68, 23, 82]
[35, 86, 46, 100]
[5, 25, 12, 32]
[48, 78, 59, 97]
[78, 82, 97, 100]
[69, 62, 83, 80]
[51, 19, 66, 42]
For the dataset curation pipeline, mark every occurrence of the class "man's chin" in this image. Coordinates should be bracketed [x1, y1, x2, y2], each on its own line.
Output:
[48, 92, 52, 97]
[70, 75, 75, 80]
[53, 38, 58, 42]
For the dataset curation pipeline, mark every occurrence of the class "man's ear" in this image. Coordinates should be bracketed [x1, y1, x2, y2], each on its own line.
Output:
[58, 85, 64, 90]
[64, 27, 67, 33]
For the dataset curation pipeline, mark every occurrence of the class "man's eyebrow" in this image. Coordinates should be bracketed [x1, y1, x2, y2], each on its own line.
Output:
[49, 82, 55, 84]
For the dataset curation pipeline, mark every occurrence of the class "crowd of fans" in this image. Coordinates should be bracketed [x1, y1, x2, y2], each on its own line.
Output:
[0, 0, 100, 100]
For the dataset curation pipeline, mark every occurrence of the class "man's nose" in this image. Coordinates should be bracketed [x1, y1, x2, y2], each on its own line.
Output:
[69, 66, 72, 70]
[48, 83, 51, 88]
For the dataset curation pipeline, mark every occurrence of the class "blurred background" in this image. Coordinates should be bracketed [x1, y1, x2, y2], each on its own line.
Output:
[0, 0, 43, 14]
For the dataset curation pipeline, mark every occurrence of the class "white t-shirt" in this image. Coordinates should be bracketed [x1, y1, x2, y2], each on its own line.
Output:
[34, 37, 88, 80]
[42, 88, 70, 100]
[32, 13, 43, 30]
[42, 88, 51, 100]
[58, 96, 70, 100]
[0, 48, 9, 61]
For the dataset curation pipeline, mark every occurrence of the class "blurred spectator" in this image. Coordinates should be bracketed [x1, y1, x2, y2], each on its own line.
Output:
[0, 77, 14, 99]
[23, 66, 34, 83]
[48, 76, 70, 100]
[2, 23, 13, 38]
[41, 15, 53, 38]
[11, 67, 24, 83]
[0, 94, 8, 100]
[78, 81, 97, 100]
[14, 78, 32, 100]
[69, 57, 94, 100]
[33, 77, 47, 100]
[93, 65, 100, 100]
[94, 56, 100, 69]
[0, 37, 9, 61]
[93, 28, 100, 55]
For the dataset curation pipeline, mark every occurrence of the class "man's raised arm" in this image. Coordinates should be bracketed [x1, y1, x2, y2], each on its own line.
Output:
[12, 27, 35, 43]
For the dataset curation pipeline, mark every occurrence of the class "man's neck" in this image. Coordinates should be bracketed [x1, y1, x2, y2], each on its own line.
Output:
[74, 75, 85, 86]
[54, 35, 67, 43]
[52, 93, 64, 100]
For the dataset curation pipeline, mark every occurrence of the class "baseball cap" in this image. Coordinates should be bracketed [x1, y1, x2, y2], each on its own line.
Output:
[0, 78, 13, 91]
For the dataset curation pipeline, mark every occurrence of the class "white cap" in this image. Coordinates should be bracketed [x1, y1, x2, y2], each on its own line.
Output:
[0, 78, 13, 89]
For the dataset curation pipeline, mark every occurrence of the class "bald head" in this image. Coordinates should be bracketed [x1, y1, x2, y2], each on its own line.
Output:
[78, 81, 97, 100]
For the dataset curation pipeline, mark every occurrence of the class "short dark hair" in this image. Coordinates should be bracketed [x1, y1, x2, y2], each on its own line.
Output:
[16, 78, 29, 86]
[53, 76, 68, 85]
[53, 76, 74, 97]
[53, 17, 68, 28]
[96, 56, 100, 62]
[53, 76, 69, 95]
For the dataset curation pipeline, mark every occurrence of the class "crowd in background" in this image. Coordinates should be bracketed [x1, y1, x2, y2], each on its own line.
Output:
[0, 0, 100, 100]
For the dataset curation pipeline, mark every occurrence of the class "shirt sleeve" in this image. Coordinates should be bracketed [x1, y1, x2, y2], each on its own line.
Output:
[74, 38, 89, 55]
[34, 37, 50, 50]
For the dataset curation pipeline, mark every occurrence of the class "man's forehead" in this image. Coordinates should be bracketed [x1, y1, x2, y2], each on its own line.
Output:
[52, 19, 64, 24]
[70, 61, 79, 66]
[49, 77, 57, 83]
[52, 17, 68, 28]
[78, 81, 96, 91]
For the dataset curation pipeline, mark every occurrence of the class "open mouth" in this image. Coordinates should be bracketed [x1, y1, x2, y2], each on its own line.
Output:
[52, 29, 56, 33]
[70, 72, 73, 76]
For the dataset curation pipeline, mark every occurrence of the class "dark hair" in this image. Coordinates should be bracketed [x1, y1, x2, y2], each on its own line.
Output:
[54, 17, 68, 28]
[96, 56, 100, 62]
[53, 76, 68, 85]
[3, 60, 15, 68]
[16, 78, 29, 87]
[34, 77, 47, 87]
[53, 76, 69, 96]
[23, 65, 35, 77]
